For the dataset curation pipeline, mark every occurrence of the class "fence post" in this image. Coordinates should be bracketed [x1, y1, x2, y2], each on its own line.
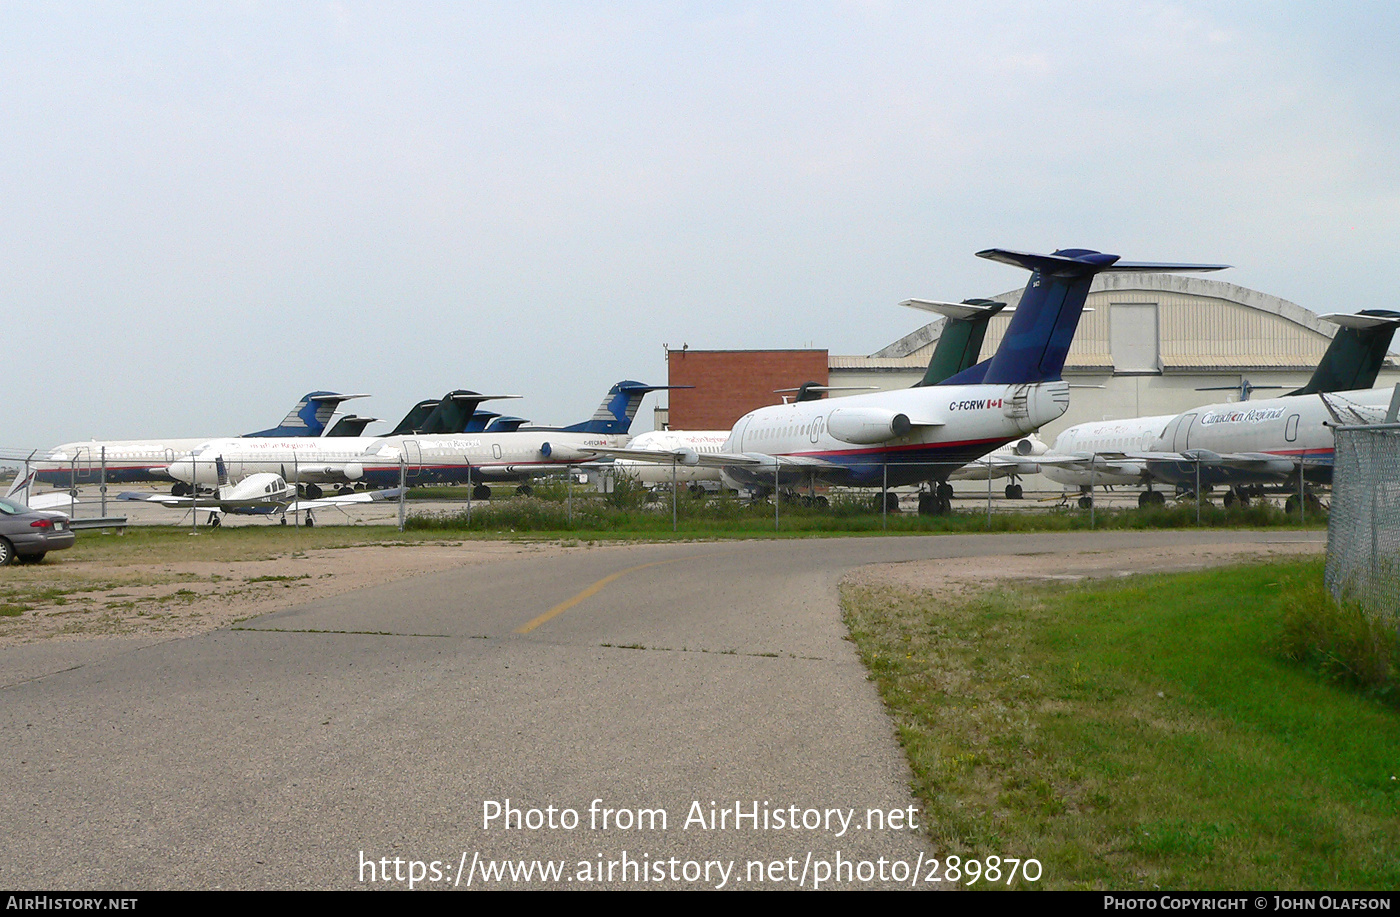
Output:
[398, 454, 407, 532]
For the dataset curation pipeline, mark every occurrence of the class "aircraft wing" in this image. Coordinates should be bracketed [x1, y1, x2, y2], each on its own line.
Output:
[584, 447, 843, 470]
[285, 487, 406, 511]
[948, 453, 1046, 480]
[1133, 450, 1315, 477]
[1033, 452, 1153, 478]
[118, 492, 196, 507]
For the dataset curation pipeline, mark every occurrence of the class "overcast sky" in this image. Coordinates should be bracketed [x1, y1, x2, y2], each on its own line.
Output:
[5, 1, 1398, 447]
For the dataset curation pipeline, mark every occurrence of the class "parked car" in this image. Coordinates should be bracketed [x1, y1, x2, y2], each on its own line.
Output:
[0, 497, 76, 565]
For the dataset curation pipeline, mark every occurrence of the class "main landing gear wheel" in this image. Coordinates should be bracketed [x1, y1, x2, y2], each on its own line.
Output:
[209, 513, 221, 528]
[1078, 495, 1094, 509]
[883, 492, 900, 513]
[305, 511, 316, 528]
[917, 492, 952, 516]
[472, 484, 491, 501]
[1005, 483, 1024, 499]
[515, 484, 533, 497]
[1223, 489, 1250, 508]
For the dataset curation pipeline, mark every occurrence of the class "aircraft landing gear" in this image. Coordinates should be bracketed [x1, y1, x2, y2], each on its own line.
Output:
[1285, 493, 1324, 515]
[1078, 494, 1094, 509]
[472, 484, 491, 501]
[1004, 482, 1023, 500]
[917, 490, 951, 515]
[882, 491, 900, 513]
[305, 510, 315, 528]
[515, 484, 533, 497]
[1137, 490, 1166, 508]
[209, 512, 221, 528]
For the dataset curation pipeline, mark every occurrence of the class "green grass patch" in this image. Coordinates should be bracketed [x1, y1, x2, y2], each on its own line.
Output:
[841, 558, 1400, 890]
[404, 493, 1321, 538]
[1276, 576, 1398, 704]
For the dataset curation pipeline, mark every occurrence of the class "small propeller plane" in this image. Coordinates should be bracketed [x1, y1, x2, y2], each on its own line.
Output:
[118, 456, 404, 526]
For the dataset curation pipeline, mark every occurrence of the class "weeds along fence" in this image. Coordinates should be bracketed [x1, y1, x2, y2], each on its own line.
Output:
[1325, 425, 1400, 624]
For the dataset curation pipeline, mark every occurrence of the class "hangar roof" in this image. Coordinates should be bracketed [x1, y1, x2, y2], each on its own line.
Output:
[853, 274, 1392, 375]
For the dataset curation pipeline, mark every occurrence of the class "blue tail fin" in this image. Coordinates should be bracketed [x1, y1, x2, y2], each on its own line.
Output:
[939, 249, 1229, 386]
[562, 381, 670, 435]
[245, 392, 370, 437]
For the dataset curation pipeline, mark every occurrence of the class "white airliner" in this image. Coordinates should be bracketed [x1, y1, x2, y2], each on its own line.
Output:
[603, 299, 1029, 500]
[30, 391, 369, 489]
[587, 247, 1228, 514]
[1139, 386, 1396, 502]
[607, 430, 731, 489]
[163, 381, 669, 500]
[1037, 310, 1400, 506]
[946, 434, 1048, 499]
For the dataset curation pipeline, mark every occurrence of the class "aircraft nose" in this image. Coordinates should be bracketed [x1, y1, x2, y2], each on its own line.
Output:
[167, 459, 195, 483]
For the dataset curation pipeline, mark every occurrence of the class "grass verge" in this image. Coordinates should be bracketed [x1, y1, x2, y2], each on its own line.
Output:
[840, 558, 1399, 890]
[405, 494, 1323, 537]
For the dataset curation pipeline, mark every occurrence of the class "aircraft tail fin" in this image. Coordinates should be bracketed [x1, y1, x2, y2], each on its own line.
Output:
[419, 392, 521, 434]
[1291, 310, 1400, 396]
[901, 298, 1006, 387]
[941, 249, 1228, 386]
[562, 381, 673, 435]
[5, 470, 35, 503]
[245, 392, 369, 437]
[463, 411, 500, 433]
[389, 400, 441, 436]
[325, 415, 377, 437]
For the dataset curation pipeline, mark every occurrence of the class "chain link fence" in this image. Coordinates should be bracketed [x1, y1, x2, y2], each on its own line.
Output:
[1325, 424, 1400, 623]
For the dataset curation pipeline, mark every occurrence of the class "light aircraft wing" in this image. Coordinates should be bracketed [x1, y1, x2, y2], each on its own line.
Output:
[286, 487, 407, 511]
[118, 492, 195, 507]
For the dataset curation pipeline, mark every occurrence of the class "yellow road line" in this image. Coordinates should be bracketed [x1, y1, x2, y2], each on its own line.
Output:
[514, 557, 693, 634]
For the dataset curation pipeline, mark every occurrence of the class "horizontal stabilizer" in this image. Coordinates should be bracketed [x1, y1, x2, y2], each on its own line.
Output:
[899, 298, 1007, 321]
[1319, 310, 1400, 330]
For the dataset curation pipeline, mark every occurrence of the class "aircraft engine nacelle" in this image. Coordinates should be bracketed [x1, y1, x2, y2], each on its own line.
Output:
[827, 408, 912, 445]
[343, 463, 364, 481]
[540, 442, 590, 462]
[1013, 438, 1047, 457]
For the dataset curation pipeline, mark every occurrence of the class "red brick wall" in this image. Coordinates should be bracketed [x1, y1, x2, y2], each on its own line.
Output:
[666, 350, 829, 430]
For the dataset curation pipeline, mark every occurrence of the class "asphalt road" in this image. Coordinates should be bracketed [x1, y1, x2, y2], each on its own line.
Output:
[0, 530, 1323, 890]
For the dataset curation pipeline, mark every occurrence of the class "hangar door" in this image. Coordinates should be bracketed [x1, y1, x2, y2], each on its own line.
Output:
[1111, 303, 1161, 373]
